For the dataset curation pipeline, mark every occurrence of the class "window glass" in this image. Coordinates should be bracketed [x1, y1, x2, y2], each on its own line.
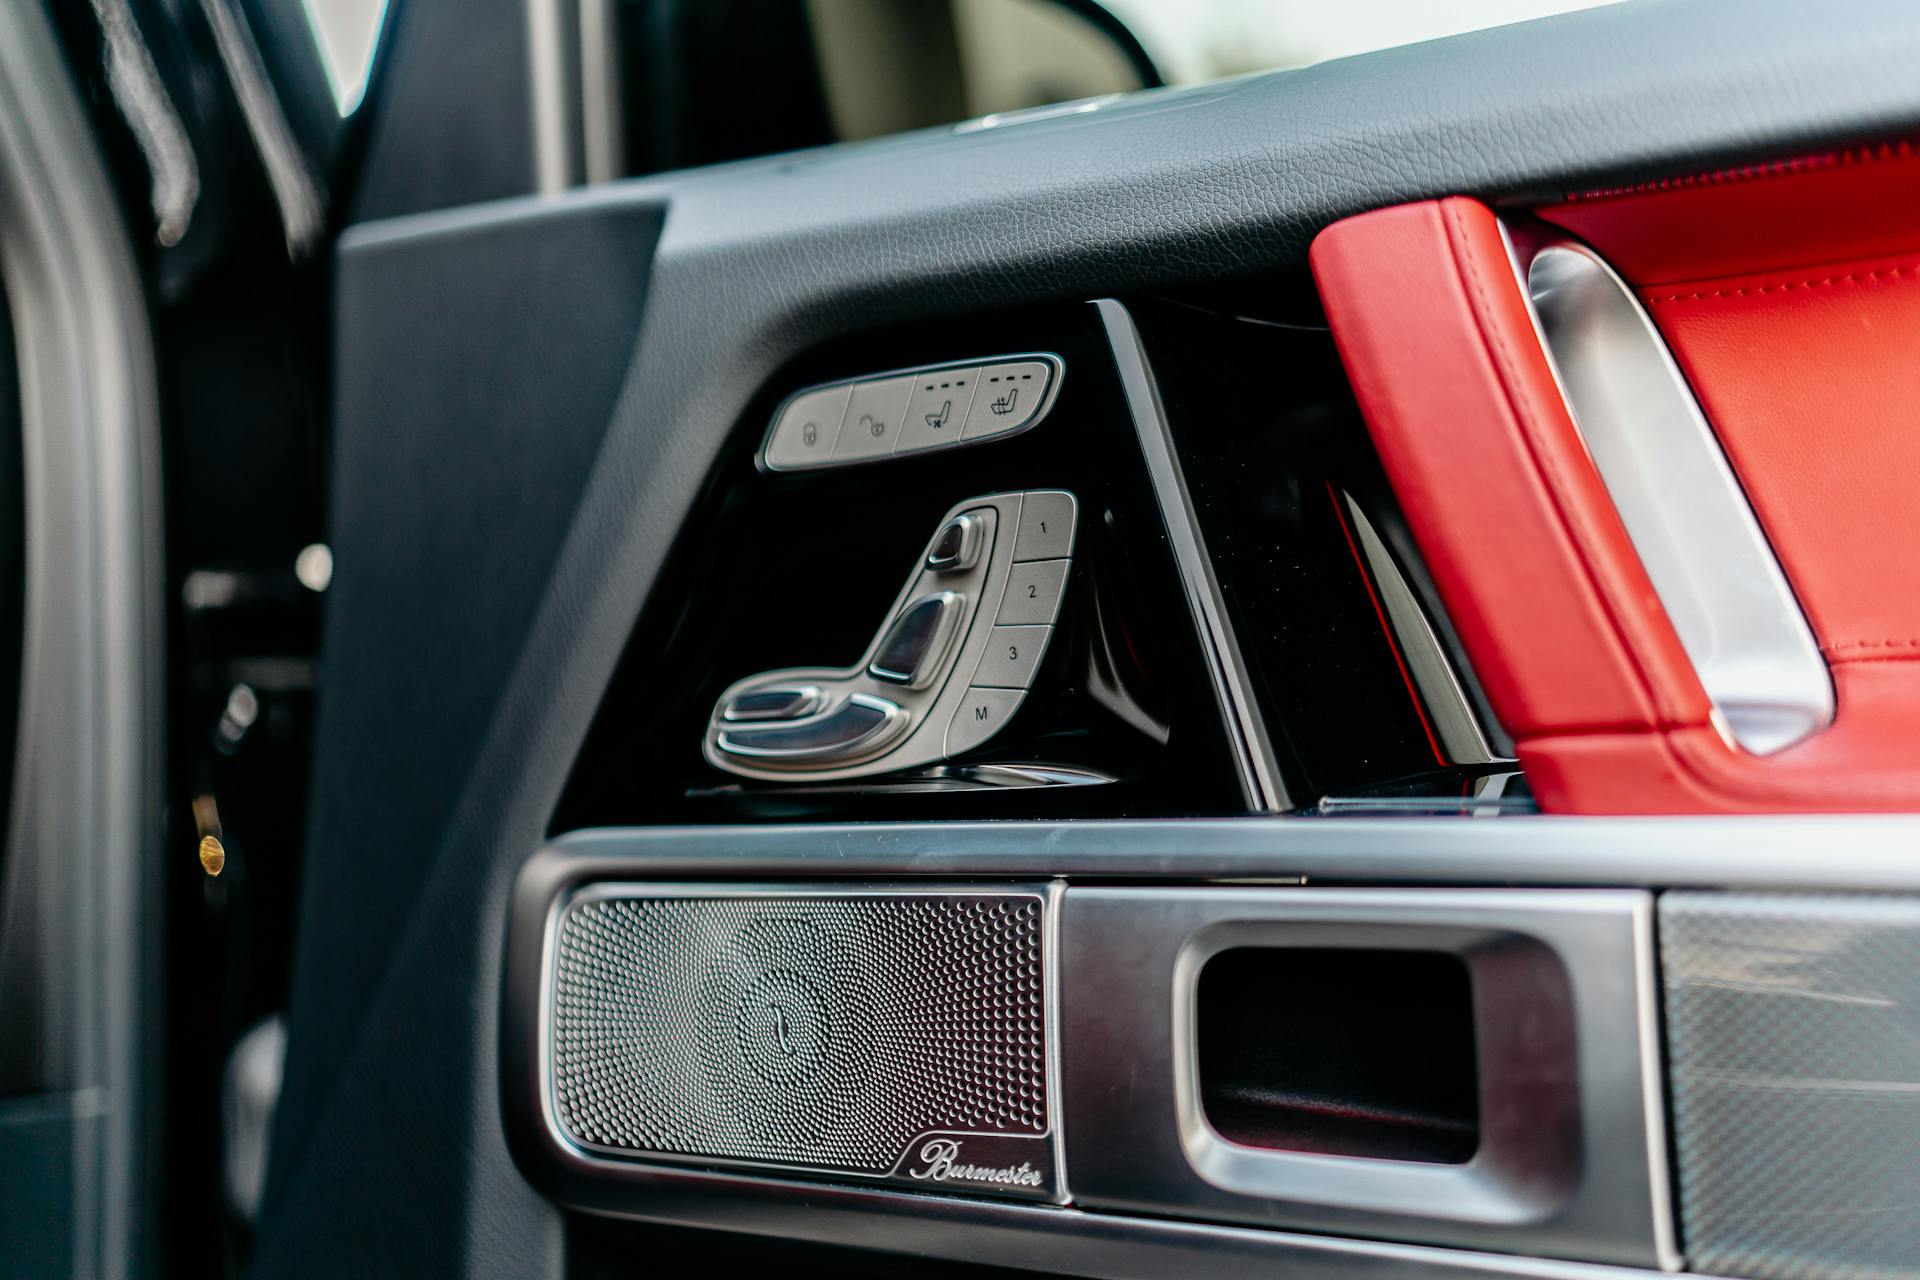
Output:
[1098, 0, 1619, 83]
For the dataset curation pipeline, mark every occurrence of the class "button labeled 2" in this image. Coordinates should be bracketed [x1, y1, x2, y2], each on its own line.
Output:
[998, 560, 1068, 625]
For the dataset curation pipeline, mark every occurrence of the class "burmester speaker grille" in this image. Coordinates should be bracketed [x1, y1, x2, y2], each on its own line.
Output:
[549, 888, 1057, 1198]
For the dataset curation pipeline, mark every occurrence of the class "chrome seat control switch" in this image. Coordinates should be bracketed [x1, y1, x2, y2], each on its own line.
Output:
[714, 694, 906, 762]
[870, 592, 963, 688]
[720, 684, 825, 722]
[704, 491, 1078, 781]
[927, 513, 983, 572]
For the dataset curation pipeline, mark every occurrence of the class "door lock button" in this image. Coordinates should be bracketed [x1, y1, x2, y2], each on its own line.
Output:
[764, 384, 852, 470]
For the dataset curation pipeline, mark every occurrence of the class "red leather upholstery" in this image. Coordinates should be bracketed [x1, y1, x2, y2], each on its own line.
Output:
[1312, 153, 1920, 812]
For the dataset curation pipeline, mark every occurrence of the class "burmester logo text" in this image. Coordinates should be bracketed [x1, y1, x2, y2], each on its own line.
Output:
[906, 1138, 1045, 1187]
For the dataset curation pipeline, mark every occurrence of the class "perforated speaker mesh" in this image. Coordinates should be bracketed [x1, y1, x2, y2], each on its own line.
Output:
[549, 888, 1053, 1193]
[1663, 893, 1920, 1280]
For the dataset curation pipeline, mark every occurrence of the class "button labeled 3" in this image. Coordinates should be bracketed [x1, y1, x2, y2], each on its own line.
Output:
[973, 625, 1050, 688]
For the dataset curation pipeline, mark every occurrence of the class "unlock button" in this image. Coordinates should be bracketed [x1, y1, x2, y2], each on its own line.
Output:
[832, 375, 914, 462]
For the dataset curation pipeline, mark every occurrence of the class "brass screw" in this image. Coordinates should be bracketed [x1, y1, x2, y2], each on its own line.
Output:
[198, 834, 225, 877]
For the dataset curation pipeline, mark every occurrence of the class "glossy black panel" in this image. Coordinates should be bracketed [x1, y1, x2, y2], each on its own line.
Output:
[554, 302, 1248, 827]
[1130, 297, 1502, 802]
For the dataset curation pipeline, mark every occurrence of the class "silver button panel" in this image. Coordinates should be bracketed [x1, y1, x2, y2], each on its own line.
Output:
[761, 354, 1062, 472]
[704, 489, 1078, 780]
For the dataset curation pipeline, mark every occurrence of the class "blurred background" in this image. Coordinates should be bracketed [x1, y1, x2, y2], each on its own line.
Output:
[301, 0, 1621, 178]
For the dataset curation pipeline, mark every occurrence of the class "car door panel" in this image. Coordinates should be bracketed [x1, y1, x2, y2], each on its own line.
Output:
[234, 2, 1920, 1279]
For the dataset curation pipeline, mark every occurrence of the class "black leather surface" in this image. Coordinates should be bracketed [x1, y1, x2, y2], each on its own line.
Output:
[258, 1, 1920, 1275]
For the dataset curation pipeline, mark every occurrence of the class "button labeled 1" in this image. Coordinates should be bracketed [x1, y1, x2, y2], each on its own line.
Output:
[947, 687, 1025, 756]
[1014, 491, 1076, 561]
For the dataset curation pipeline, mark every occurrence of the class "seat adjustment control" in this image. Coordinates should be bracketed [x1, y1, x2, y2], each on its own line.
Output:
[704, 490, 1079, 781]
[721, 684, 826, 721]
[870, 592, 963, 688]
[927, 514, 983, 572]
[714, 693, 906, 762]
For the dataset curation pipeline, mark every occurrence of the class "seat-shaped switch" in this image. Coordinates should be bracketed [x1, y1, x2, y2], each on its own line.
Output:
[869, 591, 964, 689]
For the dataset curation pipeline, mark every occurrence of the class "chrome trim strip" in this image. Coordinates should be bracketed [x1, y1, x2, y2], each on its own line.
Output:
[537, 816, 1920, 892]
[1512, 234, 1834, 757]
[1042, 877, 1069, 1203]
[1342, 494, 1503, 766]
[577, 0, 622, 185]
[525, 0, 574, 193]
[1627, 894, 1682, 1270]
[1096, 299, 1284, 811]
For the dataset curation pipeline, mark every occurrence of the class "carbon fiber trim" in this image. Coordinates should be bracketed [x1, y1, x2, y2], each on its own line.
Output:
[545, 885, 1060, 1200]
[1662, 893, 1920, 1280]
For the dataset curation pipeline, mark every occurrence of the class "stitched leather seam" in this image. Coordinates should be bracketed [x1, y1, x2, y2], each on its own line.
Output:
[1826, 639, 1920, 653]
[1645, 261, 1920, 305]
[1439, 198, 1671, 725]
[1828, 653, 1920, 667]
[1564, 140, 1915, 203]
